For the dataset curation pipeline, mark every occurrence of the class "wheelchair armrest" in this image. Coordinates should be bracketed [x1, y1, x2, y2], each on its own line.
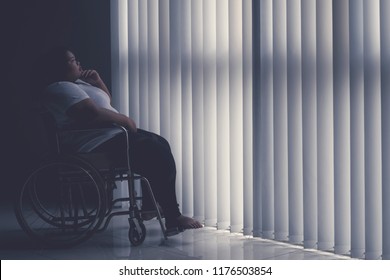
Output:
[60, 123, 129, 134]
[57, 123, 130, 155]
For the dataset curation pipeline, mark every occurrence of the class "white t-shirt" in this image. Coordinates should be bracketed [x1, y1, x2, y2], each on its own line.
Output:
[44, 80, 123, 152]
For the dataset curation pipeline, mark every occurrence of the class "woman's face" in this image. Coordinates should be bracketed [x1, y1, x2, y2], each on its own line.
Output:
[64, 51, 82, 81]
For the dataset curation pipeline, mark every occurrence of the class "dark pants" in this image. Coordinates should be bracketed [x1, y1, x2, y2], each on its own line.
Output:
[95, 129, 181, 223]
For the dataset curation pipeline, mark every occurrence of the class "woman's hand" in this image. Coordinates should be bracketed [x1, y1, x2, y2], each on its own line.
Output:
[80, 70, 102, 87]
[80, 69, 112, 98]
[125, 117, 137, 133]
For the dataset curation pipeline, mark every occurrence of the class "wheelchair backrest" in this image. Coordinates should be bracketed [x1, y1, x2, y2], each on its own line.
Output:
[39, 108, 61, 155]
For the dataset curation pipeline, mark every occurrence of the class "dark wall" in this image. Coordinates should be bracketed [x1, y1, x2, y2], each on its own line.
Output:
[69, 0, 112, 89]
[2, 0, 111, 202]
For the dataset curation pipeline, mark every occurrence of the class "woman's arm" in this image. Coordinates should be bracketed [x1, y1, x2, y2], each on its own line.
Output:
[67, 98, 137, 133]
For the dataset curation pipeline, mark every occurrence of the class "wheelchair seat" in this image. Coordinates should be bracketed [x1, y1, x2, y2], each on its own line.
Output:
[14, 109, 167, 247]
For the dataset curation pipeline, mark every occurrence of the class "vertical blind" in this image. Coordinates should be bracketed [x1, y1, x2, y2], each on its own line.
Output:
[111, 0, 390, 260]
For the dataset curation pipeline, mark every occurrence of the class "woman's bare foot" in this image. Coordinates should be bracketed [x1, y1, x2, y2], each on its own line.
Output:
[176, 215, 203, 229]
[165, 215, 202, 236]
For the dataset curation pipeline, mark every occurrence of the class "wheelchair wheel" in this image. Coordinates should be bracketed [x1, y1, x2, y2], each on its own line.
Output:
[128, 219, 146, 246]
[15, 155, 107, 248]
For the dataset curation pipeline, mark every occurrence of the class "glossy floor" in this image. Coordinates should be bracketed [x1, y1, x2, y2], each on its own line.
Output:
[0, 203, 349, 260]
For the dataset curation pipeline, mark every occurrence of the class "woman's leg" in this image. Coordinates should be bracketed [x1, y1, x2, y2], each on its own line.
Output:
[129, 130, 181, 224]
[94, 129, 202, 231]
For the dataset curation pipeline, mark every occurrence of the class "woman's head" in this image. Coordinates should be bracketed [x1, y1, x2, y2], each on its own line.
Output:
[40, 46, 82, 86]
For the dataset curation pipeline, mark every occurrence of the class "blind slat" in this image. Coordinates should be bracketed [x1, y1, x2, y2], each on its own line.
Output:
[380, 0, 390, 261]
[363, 0, 382, 260]
[349, 0, 365, 259]
[316, 0, 334, 251]
[273, 0, 289, 242]
[287, 0, 303, 245]
[301, 0, 318, 249]
[203, 0, 218, 227]
[333, 0, 351, 255]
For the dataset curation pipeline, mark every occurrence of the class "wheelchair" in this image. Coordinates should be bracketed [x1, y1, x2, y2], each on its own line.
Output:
[14, 111, 167, 248]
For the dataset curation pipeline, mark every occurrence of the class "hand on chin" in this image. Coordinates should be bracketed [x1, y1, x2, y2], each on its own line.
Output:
[80, 69, 101, 86]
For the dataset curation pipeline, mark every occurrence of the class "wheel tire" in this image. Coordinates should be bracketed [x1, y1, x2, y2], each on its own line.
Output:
[15, 155, 106, 248]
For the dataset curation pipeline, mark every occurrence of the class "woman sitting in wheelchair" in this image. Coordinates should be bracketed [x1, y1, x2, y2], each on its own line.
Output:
[40, 46, 202, 236]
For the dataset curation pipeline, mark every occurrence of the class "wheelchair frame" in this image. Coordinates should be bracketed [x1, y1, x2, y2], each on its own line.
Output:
[15, 114, 168, 247]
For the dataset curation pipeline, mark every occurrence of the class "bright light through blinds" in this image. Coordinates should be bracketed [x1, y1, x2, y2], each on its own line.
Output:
[111, 0, 390, 260]
[111, 0, 251, 233]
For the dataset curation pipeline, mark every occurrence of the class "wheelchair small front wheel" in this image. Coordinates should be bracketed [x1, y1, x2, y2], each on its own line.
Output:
[128, 220, 146, 246]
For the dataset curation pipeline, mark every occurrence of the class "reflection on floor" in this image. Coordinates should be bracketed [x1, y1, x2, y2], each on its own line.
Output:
[0, 202, 350, 260]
